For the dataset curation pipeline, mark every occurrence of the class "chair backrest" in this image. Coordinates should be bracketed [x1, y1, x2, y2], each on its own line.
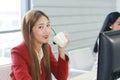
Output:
[68, 47, 95, 70]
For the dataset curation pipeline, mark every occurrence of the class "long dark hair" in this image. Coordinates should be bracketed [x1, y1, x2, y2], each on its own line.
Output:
[22, 10, 51, 80]
[93, 11, 120, 53]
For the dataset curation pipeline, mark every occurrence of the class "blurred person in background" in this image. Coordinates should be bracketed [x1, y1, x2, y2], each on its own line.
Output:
[92, 11, 120, 70]
[93, 11, 120, 54]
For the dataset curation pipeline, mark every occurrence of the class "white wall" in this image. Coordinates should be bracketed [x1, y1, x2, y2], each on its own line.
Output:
[116, 0, 120, 11]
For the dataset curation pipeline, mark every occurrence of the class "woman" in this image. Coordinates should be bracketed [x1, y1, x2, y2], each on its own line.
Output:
[93, 11, 120, 53]
[10, 10, 70, 80]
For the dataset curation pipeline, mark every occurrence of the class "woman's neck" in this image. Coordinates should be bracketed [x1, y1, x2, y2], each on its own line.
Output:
[34, 42, 42, 53]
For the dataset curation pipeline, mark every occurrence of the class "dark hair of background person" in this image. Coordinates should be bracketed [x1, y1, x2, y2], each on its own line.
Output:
[93, 11, 120, 53]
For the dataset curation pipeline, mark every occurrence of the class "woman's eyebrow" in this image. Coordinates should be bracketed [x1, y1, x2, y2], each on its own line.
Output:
[39, 23, 44, 25]
[37, 21, 50, 26]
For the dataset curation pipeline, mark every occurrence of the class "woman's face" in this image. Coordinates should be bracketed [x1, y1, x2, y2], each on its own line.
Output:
[111, 17, 120, 30]
[32, 16, 51, 44]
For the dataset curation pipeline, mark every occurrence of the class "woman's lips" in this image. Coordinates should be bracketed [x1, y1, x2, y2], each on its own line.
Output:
[43, 35, 49, 39]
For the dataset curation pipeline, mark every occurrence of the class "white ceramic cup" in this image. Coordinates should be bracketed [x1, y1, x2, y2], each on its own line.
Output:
[53, 32, 68, 47]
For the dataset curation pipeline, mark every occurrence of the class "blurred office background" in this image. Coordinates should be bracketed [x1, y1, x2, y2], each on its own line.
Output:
[0, 0, 120, 79]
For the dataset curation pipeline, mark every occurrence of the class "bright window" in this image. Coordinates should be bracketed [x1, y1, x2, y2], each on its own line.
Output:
[0, 0, 30, 65]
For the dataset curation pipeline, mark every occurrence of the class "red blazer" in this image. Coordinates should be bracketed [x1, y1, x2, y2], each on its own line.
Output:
[10, 42, 69, 80]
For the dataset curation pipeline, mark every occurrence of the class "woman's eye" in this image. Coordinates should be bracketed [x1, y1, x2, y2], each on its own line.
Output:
[39, 26, 43, 29]
[47, 24, 50, 27]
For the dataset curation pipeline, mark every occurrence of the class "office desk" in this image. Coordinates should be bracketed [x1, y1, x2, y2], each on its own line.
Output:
[70, 70, 97, 80]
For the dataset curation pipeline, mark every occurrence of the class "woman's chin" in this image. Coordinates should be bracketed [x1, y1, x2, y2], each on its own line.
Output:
[43, 41, 49, 44]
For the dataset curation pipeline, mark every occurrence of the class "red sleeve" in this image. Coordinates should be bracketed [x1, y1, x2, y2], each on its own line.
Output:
[49, 46, 69, 80]
[10, 47, 32, 80]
